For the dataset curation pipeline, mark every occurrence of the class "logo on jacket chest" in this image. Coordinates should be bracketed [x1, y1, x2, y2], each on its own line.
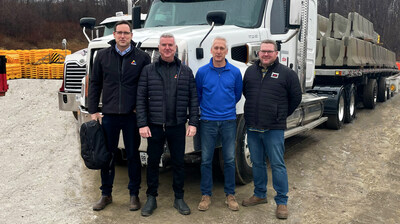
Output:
[131, 60, 136, 65]
[271, 72, 279, 79]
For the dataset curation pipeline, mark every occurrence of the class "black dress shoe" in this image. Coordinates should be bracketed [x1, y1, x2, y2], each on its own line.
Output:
[130, 195, 140, 211]
[93, 195, 112, 211]
[141, 195, 157, 217]
[174, 198, 191, 215]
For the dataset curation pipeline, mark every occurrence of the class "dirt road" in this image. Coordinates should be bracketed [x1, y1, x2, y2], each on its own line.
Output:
[1, 79, 399, 223]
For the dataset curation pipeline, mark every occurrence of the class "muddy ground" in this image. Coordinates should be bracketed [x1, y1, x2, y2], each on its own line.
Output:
[1, 79, 399, 224]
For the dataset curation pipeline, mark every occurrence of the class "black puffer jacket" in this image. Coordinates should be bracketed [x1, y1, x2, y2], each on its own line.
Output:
[136, 57, 199, 128]
[88, 40, 151, 114]
[243, 58, 302, 130]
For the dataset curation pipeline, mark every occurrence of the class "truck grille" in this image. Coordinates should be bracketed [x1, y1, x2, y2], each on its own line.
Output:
[64, 62, 86, 93]
[143, 48, 160, 62]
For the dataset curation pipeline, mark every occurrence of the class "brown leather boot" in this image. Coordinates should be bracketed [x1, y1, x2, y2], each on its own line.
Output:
[276, 204, 288, 219]
[225, 194, 239, 211]
[241, 195, 267, 207]
[93, 195, 112, 211]
[197, 195, 211, 211]
[130, 196, 141, 211]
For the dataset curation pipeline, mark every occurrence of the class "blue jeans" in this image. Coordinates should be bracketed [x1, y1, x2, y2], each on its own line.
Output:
[200, 120, 236, 196]
[247, 129, 288, 205]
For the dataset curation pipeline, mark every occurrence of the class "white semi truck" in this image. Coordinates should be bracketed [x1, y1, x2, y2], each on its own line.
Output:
[76, 0, 399, 184]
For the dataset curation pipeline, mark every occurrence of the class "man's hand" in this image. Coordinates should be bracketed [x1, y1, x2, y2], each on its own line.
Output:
[139, 126, 152, 138]
[90, 113, 103, 123]
[186, 125, 197, 137]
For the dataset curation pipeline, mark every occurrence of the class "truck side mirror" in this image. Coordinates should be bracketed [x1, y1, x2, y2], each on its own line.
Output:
[80, 17, 96, 30]
[206, 10, 226, 26]
[289, 0, 302, 26]
[132, 6, 142, 29]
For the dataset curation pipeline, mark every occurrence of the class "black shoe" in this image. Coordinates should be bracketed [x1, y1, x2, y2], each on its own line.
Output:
[141, 195, 157, 217]
[174, 198, 191, 215]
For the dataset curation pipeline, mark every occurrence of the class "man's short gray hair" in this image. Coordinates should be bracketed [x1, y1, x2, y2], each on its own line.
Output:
[159, 33, 175, 44]
[212, 36, 228, 48]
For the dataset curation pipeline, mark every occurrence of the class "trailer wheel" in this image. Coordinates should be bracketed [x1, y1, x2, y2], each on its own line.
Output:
[326, 90, 345, 129]
[363, 78, 378, 109]
[344, 85, 356, 123]
[377, 77, 387, 102]
[235, 115, 253, 185]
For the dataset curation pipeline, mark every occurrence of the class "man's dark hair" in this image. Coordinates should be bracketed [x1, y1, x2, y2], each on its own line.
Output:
[261, 39, 278, 51]
[114, 20, 133, 32]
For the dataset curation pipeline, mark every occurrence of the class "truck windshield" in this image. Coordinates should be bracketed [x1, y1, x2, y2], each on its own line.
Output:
[145, 0, 266, 28]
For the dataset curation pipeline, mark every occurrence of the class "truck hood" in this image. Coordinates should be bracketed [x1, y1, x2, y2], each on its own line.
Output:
[131, 25, 251, 43]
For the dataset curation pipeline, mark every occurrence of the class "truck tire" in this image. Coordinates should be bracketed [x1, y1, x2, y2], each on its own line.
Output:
[73, 111, 78, 120]
[344, 85, 356, 123]
[363, 78, 378, 109]
[387, 88, 392, 100]
[377, 77, 387, 102]
[235, 115, 253, 185]
[326, 90, 345, 129]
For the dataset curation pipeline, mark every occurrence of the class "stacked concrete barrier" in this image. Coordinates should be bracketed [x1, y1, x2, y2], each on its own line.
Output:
[0, 49, 71, 80]
[316, 12, 397, 68]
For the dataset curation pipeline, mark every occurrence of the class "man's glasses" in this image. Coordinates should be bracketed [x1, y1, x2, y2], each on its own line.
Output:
[115, 31, 131, 36]
[258, 50, 276, 55]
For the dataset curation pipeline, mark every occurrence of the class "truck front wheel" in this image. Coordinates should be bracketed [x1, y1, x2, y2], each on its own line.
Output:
[235, 115, 253, 185]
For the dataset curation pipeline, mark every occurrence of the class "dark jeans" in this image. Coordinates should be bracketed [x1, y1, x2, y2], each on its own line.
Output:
[146, 123, 186, 199]
[100, 113, 141, 196]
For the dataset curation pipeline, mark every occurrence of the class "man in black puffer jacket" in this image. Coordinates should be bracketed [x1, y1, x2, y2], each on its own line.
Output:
[136, 33, 199, 217]
[89, 21, 151, 212]
[241, 40, 302, 220]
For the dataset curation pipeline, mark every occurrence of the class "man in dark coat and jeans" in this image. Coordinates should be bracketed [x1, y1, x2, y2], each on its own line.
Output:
[88, 21, 151, 212]
[242, 40, 302, 219]
[136, 33, 199, 217]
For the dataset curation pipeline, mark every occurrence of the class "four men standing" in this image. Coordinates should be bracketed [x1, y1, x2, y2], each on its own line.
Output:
[89, 20, 302, 220]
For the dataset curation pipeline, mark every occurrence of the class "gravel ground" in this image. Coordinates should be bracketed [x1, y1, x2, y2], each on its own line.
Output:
[0, 79, 399, 224]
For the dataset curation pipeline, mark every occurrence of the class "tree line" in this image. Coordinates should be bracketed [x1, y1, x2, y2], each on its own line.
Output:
[0, 0, 152, 51]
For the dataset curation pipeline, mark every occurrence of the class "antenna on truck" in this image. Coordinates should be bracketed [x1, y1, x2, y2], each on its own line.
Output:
[196, 10, 226, 59]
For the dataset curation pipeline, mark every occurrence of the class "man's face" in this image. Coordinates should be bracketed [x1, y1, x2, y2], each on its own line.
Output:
[158, 37, 176, 62]
[211, 39, 228, 64]
[113, 24, 132, 49]
[258, 43, 278, 66]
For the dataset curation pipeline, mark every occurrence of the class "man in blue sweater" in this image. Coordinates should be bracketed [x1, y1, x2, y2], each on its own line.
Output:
[195, 37, 243, 211]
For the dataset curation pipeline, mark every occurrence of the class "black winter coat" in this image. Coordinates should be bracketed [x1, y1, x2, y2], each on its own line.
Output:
[136, 57, 199, 128]
[88, 40, 151, 114]
[243, 58, 302, 130]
